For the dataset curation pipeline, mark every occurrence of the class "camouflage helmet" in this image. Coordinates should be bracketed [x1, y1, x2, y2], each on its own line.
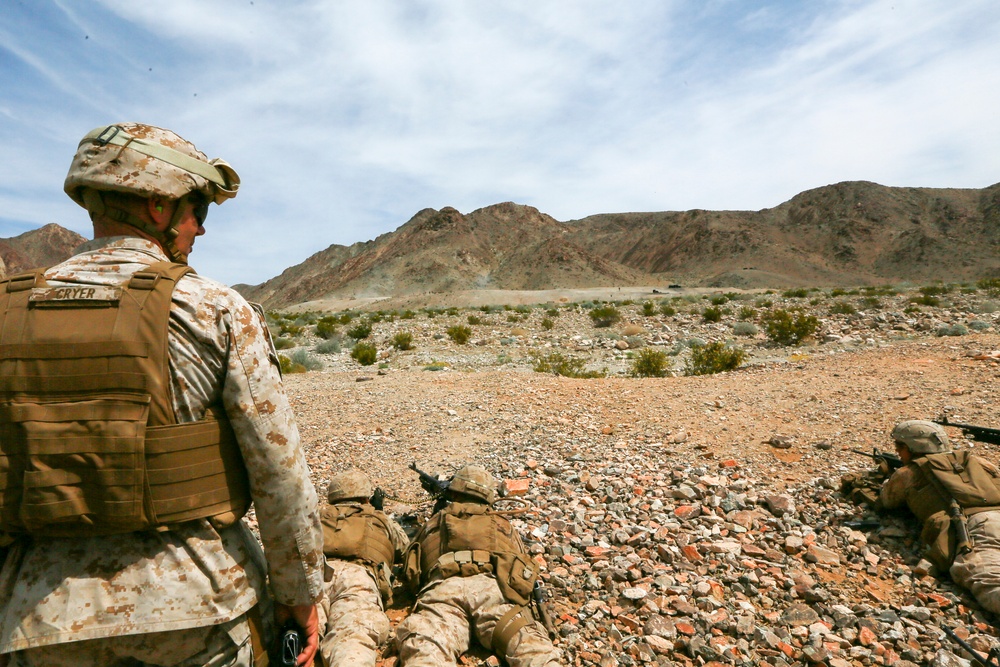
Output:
[447, 464, 497, 504]
[327, 470, 375, 503]
[891, 420, 951, 455]
[63, 123, 239, 262]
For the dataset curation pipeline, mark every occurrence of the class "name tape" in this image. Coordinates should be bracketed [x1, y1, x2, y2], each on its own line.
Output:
[29, 286, 122, 303]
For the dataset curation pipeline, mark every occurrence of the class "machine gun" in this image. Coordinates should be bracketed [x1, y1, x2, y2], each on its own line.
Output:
[851, 448, 904, 473]
[934, 418, 1000, 446]
[409, 462, 451, 512]
[371, 487, 386, 511]
[943, 626, 1000, 667]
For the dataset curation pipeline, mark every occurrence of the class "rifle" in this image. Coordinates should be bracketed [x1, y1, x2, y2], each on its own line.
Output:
[950, 499, 974, 555]
[933, 418, 1000, 446]
[532, 580, 557, 639]
[409, 462, 451, 512]
[943, 626, 1000, 667]
[851, 448, 904, 473]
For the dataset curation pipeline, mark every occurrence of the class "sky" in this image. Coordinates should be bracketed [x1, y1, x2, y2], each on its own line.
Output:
[2, 1, 999, 286]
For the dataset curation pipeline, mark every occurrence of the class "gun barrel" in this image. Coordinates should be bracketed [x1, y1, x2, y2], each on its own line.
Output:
[943, 626, 997, 667]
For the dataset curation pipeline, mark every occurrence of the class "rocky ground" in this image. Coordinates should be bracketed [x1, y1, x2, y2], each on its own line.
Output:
[275, 286, 1000, 666]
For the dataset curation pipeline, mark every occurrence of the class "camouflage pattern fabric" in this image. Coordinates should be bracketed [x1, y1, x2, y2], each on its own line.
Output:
[9, 612, 255, 666]
[881, 456, 1000, 614]
[950, 510, 1000, 614]
[395, 572, 561, 667]
[319, 510, 408, 666]
[0, 238, 323, 656]
[318, 560, 390, 667]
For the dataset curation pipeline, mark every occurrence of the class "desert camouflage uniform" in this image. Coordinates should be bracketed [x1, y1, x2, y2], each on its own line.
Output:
[880, 457, 1000, 613]
[396, 572, 560, 667]
[0, 237, 325, 664]
[319, 517, 408, 667]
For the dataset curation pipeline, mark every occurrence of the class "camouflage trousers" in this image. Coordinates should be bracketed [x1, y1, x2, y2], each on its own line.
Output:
[950, 510, 1000, 614]
[396, 573, 561, 667]
[318, 560, 389, 667]
[5, 612, 256, 667]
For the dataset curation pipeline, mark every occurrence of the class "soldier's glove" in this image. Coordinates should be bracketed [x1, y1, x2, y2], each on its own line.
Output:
[878, 459, 891, 475]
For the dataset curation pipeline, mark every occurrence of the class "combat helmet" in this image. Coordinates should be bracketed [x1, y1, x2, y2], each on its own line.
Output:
[327, 470, 375, 503]
[446, 464, 497, 505]
[892, 420, 951, 455]
[64, 123, 240, 263]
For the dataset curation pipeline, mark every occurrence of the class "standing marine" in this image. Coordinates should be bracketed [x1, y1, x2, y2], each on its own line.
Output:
[396, 464, 561, 667]
[318, 470, 408, 666]
[879, 419, 1000, 613]
[0, 123, 324, 666]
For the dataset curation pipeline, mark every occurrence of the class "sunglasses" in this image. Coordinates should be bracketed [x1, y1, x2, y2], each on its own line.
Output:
[187, 194, 210, 226]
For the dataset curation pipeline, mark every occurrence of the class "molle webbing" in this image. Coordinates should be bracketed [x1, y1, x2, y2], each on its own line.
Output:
[0, 262, 250, 536]
[416, 503, 524, 584]
[321, 503, 395, 568]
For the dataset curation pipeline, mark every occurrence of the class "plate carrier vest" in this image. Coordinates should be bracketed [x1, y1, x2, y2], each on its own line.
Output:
[0, 262, 251, 536]
[321, 502, 396, 599]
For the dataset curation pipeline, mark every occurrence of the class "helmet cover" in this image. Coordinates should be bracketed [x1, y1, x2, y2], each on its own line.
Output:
[891, 420, 951, 455]
[447, 464, 497, 504]
[327, 470, 375, 503]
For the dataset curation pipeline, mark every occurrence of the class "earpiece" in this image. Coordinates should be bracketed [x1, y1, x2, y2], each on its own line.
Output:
[155, 205, 164, 212]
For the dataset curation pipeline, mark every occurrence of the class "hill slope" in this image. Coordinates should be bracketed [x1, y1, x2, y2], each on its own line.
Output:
[237, 181, 1000, 308]
[0, 223, 87, 279]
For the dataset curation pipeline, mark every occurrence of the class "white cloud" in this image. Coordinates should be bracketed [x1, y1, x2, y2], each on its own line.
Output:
[2, 0, 999, 285]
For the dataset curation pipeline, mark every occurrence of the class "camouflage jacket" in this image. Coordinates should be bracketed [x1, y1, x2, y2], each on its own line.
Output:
[0, 238, 324, 652]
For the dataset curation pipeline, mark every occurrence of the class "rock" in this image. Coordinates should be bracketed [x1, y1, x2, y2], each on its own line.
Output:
[768, 435, 794, 449]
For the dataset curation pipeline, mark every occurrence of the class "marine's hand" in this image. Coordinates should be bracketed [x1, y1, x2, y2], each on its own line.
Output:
[274, 602, 319, 666]
[878, 459, 891, 475]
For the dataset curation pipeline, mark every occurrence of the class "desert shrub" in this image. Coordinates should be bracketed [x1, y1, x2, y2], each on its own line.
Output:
[911, 295, 940, 307]
[936, 324, 968, 337]
[830, 288, 847, 297]
[920, 284, 950, 296]
[903, 306, 921, 314]
[350, 342, 378, 365]
[641, 301, 656, 316]
[732, 322, 758, 337]
[685, 341, 748, 376]
[315, 339, 340, 354]
[532, 352, 606, 379]
[589, 305, 621, 328]
[754, 299, 772, 309]
[338, 312, 354, 325]
[400, 310, 416, 320]
[510, 327, 529, 337]
[709, 295, 729, 305]
[977, 278, 1000, 295]
[782, 288, 808, 299]
[621, 324, 645, 336]
[974, 301, 999, 314]
[737, 306, 756, 320]
[446, 325, 472, 345]
[392, 331, 414, 350]
[829, 301, 856, 315]
[289, 348, 322, 371]
[514, 305, 531, 314]
[702, 306, 723, 323]
[278, 321, 303, 337]
[630, 348, 670, 377]
[315, 317, 339, 339]
[347, 322, 372, 340]
[860, 297, 883, 310]
[625, 336, 646, 349]
[659, 304, 677, 316]
[541, 318, 554, 330]
[685, 337, 707, 348]
[274, 337, 295, 350]
[968, 320, 992, 331]
[467, 315, 482, 325]
[506, 314, 524, 323]
[278, 355, 306, 374]
[545, 308, 560, 317]
[424, 360, 449, 371]
[761, 309, 819, 346]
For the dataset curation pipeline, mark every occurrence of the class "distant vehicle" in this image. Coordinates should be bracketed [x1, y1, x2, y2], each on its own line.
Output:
[669, 284, 683, 289]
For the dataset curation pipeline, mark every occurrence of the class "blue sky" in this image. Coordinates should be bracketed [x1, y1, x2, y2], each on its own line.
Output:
[2, 1, 999, 286]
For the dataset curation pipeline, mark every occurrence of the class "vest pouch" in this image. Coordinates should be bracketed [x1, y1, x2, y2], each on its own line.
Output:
[403, 541, 422, 594]
[5, 396, 151, 536]
[920, 510, 957, 571]
[922, 452, 1000, 509]
[493, 551, 539, 607]
[443, 510, 498, 553]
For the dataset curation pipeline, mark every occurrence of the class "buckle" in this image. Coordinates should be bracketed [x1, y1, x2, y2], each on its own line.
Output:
[95, 125, 121, 147]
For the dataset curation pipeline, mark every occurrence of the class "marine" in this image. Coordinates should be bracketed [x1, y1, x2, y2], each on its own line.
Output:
[0, 123, 324, 666]
[878, 419, 1000, 613]
[396, 464, 561, 667]
[318, 470, 409, 667]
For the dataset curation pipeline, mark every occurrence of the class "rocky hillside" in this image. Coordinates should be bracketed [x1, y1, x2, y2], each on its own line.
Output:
[0, 223, 86, 278]
[236, 181, 1000, 309]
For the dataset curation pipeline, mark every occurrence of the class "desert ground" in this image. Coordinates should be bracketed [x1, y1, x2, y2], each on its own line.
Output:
[275, 285, 1000, 666]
